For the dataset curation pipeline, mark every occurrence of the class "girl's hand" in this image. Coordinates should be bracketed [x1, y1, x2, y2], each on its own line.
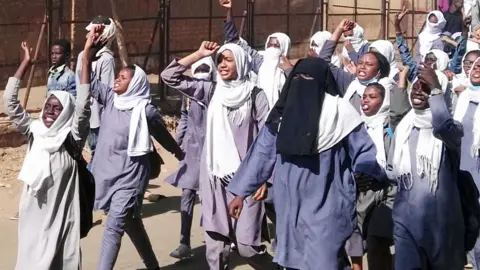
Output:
[84, 25, 104, 51]
[219, 0, 232, 9]
[395, 6, 410, 26]
[279, 56, 294, 71]
[337, 19, 355, 33]
[21, 42, 33, 64]
[197, 41, 221, 57]
[252, 183, 268, 201]
[308, 48, 319, 58]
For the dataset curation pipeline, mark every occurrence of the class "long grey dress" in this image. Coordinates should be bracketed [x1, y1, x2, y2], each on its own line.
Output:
[90, 78, 183, 269]
[387, 96, 465, 269]
[227, 124, 387, 270]
[458, 102, 480, 268]
[3, 77, 91, 270]
[161, 60, 276, 269]
[165, 95, 207, 247]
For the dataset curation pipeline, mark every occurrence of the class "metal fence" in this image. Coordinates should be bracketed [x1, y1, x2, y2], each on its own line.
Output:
[0, 0, 437, 103]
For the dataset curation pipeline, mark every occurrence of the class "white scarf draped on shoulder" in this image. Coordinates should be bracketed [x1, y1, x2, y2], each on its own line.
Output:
[206, 43, 257, 181]
[391, 71, 448, 193]
[316, 94, 363, 153]
[257, 32, 291, 109]
[418, 11, 446, 58]
[18, 91, 76, 195]
[113, 65, 153, 157]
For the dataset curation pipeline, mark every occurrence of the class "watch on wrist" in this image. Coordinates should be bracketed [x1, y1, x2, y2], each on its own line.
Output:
[430, 88, 443, 96]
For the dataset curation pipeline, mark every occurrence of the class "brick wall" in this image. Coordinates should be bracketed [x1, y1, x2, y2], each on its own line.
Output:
[0, 0, 435, 90]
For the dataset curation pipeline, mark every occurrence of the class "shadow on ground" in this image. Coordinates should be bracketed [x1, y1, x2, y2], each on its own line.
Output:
[137, 244, 252, 270]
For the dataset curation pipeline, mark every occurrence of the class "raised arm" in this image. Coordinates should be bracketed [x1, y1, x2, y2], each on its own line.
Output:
[418, 65, 464, 149]
[449, 18, 470, 74]
[161, 41, 218, 103]
[3, 42, 34, 135]
[320, 20, 356, 94]
[320, 40, 356, 95]
[69, 27, 106, 142]
[395, 7, 418, 82]
[344, 39, 361, 64]
[221, 1, 264, 73]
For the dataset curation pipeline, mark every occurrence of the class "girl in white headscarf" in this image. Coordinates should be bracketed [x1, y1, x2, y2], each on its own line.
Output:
[369, 40, 400, 81]
[415, 11, 447, 63]
[221, 2, 292, 110]
[310, 31, 342, 68]
[7, 29, 96, 269]
[91, 58, 183, 270]
[355, 82, 398, 270]
[161, 41, 277, 269]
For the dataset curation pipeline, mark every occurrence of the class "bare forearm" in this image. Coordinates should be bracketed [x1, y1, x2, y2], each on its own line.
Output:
[330, 27, 343, 43]
[226, 7, 233, 22]
[13, 60, 31, 80]
[81, 52, 91, 84]
[178, 51, 204, 67]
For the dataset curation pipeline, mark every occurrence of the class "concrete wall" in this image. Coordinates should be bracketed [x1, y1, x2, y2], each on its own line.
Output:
[0, 0, 435, 90]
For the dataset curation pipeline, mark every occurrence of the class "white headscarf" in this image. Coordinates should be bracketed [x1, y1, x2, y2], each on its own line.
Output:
[362, 83, 391, 168]
[206, 44, 256, 180]
[113, 65, 152, 157]
[454, 57, 480, 157]
[192, 56, 216, 81]
[392, 71, 447, 193]
[425, 49, 450, 72]
[86, 18, 117, 57]
[342, 24, 369, 59]
[265, 32, 291, 56]
[18, 91, 75, 195]
[369, 40, 399, 80]
[310, 31, 341, 68]
[418, 11, 446, 58]
[257, 33, 291, 109]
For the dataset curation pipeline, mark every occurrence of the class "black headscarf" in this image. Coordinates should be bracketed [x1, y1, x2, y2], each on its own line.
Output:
[266, 57, 342, 156]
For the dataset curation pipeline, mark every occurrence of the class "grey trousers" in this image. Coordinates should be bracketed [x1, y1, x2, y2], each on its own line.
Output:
[97, 191, 159, 270]
[205, 231, 280, 270]
[180, 188, 196, 246]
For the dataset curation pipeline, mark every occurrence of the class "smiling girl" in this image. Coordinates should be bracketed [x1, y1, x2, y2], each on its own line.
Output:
[5, 26, 98, 269]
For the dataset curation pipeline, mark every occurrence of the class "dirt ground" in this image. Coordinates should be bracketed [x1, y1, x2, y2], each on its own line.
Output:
[0, 77, 374, 270]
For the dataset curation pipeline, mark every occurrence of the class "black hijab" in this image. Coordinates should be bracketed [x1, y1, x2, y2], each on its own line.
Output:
[266, 57, 342, 156]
